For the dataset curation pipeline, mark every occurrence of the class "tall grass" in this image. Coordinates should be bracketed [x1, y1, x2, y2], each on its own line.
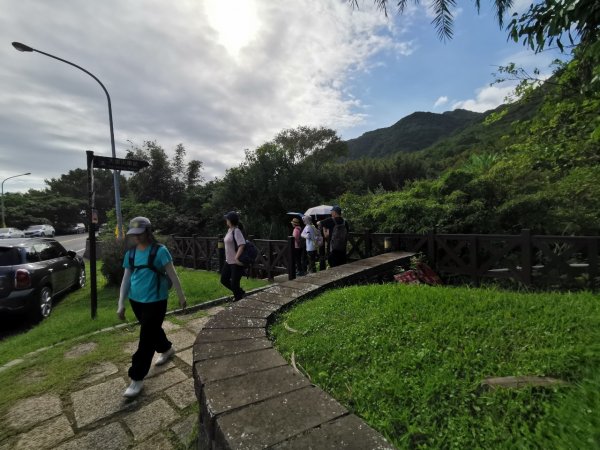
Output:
[272, 284, 600, 449]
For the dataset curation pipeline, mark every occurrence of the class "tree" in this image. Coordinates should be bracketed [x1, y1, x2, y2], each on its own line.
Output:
[208, 126, 348, 238]
[186, 160, 204, 190]
[126, 141, 180, 204]
[45, 168, 128, 224]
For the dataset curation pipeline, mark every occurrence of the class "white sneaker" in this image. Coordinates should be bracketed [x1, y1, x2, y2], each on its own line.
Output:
[155, 347, 175, 366]
[123, 380, 144, 398]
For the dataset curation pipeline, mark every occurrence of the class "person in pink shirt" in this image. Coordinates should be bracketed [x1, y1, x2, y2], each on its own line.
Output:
[291, 217, 305, 276]
[221, 211, 246, 300]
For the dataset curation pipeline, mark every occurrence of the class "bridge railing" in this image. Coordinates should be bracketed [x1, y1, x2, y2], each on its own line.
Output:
[170, 230, 599, 289]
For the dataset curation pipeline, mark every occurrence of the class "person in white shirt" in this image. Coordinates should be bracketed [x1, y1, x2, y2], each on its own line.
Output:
[300, 215, 318, 273]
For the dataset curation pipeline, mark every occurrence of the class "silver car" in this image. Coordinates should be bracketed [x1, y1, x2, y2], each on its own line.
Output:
[24, 225, 55, 238]
[0, 228, 25, 239]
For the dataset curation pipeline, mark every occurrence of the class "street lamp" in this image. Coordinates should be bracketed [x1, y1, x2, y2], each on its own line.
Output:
[1, 172, 31, 228]
[12, 41, 125, 237]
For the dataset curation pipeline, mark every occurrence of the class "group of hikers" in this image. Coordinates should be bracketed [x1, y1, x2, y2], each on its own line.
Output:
[115, 205, 349, 398]
[290, 205, 349, 276]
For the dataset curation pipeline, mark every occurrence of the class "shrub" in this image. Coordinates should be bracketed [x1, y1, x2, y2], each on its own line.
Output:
[100, 237, 129, 286]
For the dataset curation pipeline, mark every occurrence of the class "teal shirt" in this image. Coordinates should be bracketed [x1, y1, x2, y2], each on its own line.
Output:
[123, 245, 173, 302]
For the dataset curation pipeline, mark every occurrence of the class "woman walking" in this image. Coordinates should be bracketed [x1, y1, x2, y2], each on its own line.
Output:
[220, 211, 247, 301]
[117, 217, 187, 398]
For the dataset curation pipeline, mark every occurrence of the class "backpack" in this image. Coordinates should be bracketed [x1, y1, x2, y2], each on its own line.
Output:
[330, 219, 348, 252]
[312, 225, 324, 247]
[128, 243, 172, 298]
[233, 230, 258, 266]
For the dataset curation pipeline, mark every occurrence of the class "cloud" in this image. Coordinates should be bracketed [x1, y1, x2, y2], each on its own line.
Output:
[452, 84, 515, 112]
[433, 96, 449, 108]
[0, 0, 414, 191]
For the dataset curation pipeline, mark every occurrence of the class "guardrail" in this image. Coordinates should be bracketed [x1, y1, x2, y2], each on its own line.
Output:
[170, 230, 600, 290]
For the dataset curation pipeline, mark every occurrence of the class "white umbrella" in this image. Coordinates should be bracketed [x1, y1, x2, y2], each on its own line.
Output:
[304, 205, 333, 216]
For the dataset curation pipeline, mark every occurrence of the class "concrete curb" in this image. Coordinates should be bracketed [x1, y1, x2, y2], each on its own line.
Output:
[193, 252, 413, 449]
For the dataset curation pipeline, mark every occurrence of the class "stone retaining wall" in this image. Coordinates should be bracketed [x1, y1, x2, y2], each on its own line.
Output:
[193, 252, 413, 449]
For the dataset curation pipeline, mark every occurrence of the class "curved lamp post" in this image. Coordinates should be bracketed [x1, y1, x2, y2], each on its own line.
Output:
[12, 41, 124, 237]
[1, 172, 31, 227]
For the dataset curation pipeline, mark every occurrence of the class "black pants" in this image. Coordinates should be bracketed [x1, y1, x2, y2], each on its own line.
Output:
[306, 250, 317, 273]
[221, 263, 245, 300]
[293, 247, 305, 275]
[328, 250, 347, 268]
[318, 245, 327, 271]
[128, 299, 171, 381]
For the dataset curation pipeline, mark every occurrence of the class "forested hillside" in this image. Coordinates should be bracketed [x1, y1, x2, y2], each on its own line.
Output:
[345, 109, 482, 159]
[342, 59, 600, 235]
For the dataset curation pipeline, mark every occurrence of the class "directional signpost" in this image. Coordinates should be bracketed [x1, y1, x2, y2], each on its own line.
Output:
[86, 150, 149, 319]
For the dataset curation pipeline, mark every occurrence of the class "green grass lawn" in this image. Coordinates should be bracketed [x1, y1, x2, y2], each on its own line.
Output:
[271, 284, 600, 449]
[0, 264, 267, 366]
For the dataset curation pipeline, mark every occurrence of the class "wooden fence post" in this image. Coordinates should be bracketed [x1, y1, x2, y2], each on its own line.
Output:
[206, 239, 212, 272]
[392, 234, 400, 252]
[217, 234, 225, 273]
[427, 230, 436, 269]
[191, 234, 198, 270]
[521, 229, 532, 286]
[267, 240, 273, 282]
[170, 234, 178, 264]
[288, 236, 296, 280]
[248, 235, 255, 278]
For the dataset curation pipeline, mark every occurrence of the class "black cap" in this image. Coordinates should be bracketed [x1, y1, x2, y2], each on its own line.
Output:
[331, 206, 342, 214]
[224, 211, 239, 222]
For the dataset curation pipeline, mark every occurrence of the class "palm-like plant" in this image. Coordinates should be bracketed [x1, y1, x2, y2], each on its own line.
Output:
[348, 0, 514, 40]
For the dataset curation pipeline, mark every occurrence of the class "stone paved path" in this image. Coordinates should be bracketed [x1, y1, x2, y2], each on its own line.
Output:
[2, 306, 225, 450]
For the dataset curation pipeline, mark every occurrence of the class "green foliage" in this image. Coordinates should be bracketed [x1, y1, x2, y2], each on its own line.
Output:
[207, 126, 348, 237]
[508, 0, 600, 91]
[99, 237, 128, 286]
[3, 191, 85, 230]
[272, 284, 600, 448]
[343, 55, 600, 235]
[3, 167, 127, 230]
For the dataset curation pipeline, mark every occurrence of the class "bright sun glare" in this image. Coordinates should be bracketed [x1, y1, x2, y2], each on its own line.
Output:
[204, 0, 260, 58]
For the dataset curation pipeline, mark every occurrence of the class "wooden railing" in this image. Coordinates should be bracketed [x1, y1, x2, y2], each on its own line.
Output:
[170, 230, 599, 290]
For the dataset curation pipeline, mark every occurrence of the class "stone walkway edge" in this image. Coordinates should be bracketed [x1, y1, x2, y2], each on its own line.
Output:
[0, 286, 272, 374]
[193, 252, 413, 449]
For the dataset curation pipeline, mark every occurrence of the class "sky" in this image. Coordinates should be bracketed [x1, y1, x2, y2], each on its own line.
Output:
[0, 0, 563, 192]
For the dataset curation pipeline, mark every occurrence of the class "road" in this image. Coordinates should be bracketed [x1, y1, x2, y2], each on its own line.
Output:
[54, 233, 89, 257]
[0, 233, 89, 341]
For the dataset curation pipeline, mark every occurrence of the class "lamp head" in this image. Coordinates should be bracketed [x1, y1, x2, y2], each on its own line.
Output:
[12, 42, 34, 52]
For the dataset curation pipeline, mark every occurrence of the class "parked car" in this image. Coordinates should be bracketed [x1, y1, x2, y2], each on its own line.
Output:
[68, 223, 86, 234]
[0, 228, 25, 239]
[0, 238, 86, 319]
[24, 224, 55, 238]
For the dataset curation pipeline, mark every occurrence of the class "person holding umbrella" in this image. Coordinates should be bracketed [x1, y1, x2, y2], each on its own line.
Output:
[300, 215, 320, 273]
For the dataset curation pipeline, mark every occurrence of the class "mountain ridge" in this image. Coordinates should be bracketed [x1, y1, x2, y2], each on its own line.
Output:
[345, 109, 484, 159]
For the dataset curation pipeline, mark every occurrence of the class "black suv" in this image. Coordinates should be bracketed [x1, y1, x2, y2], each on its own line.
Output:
[0, 238, 86, 319]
